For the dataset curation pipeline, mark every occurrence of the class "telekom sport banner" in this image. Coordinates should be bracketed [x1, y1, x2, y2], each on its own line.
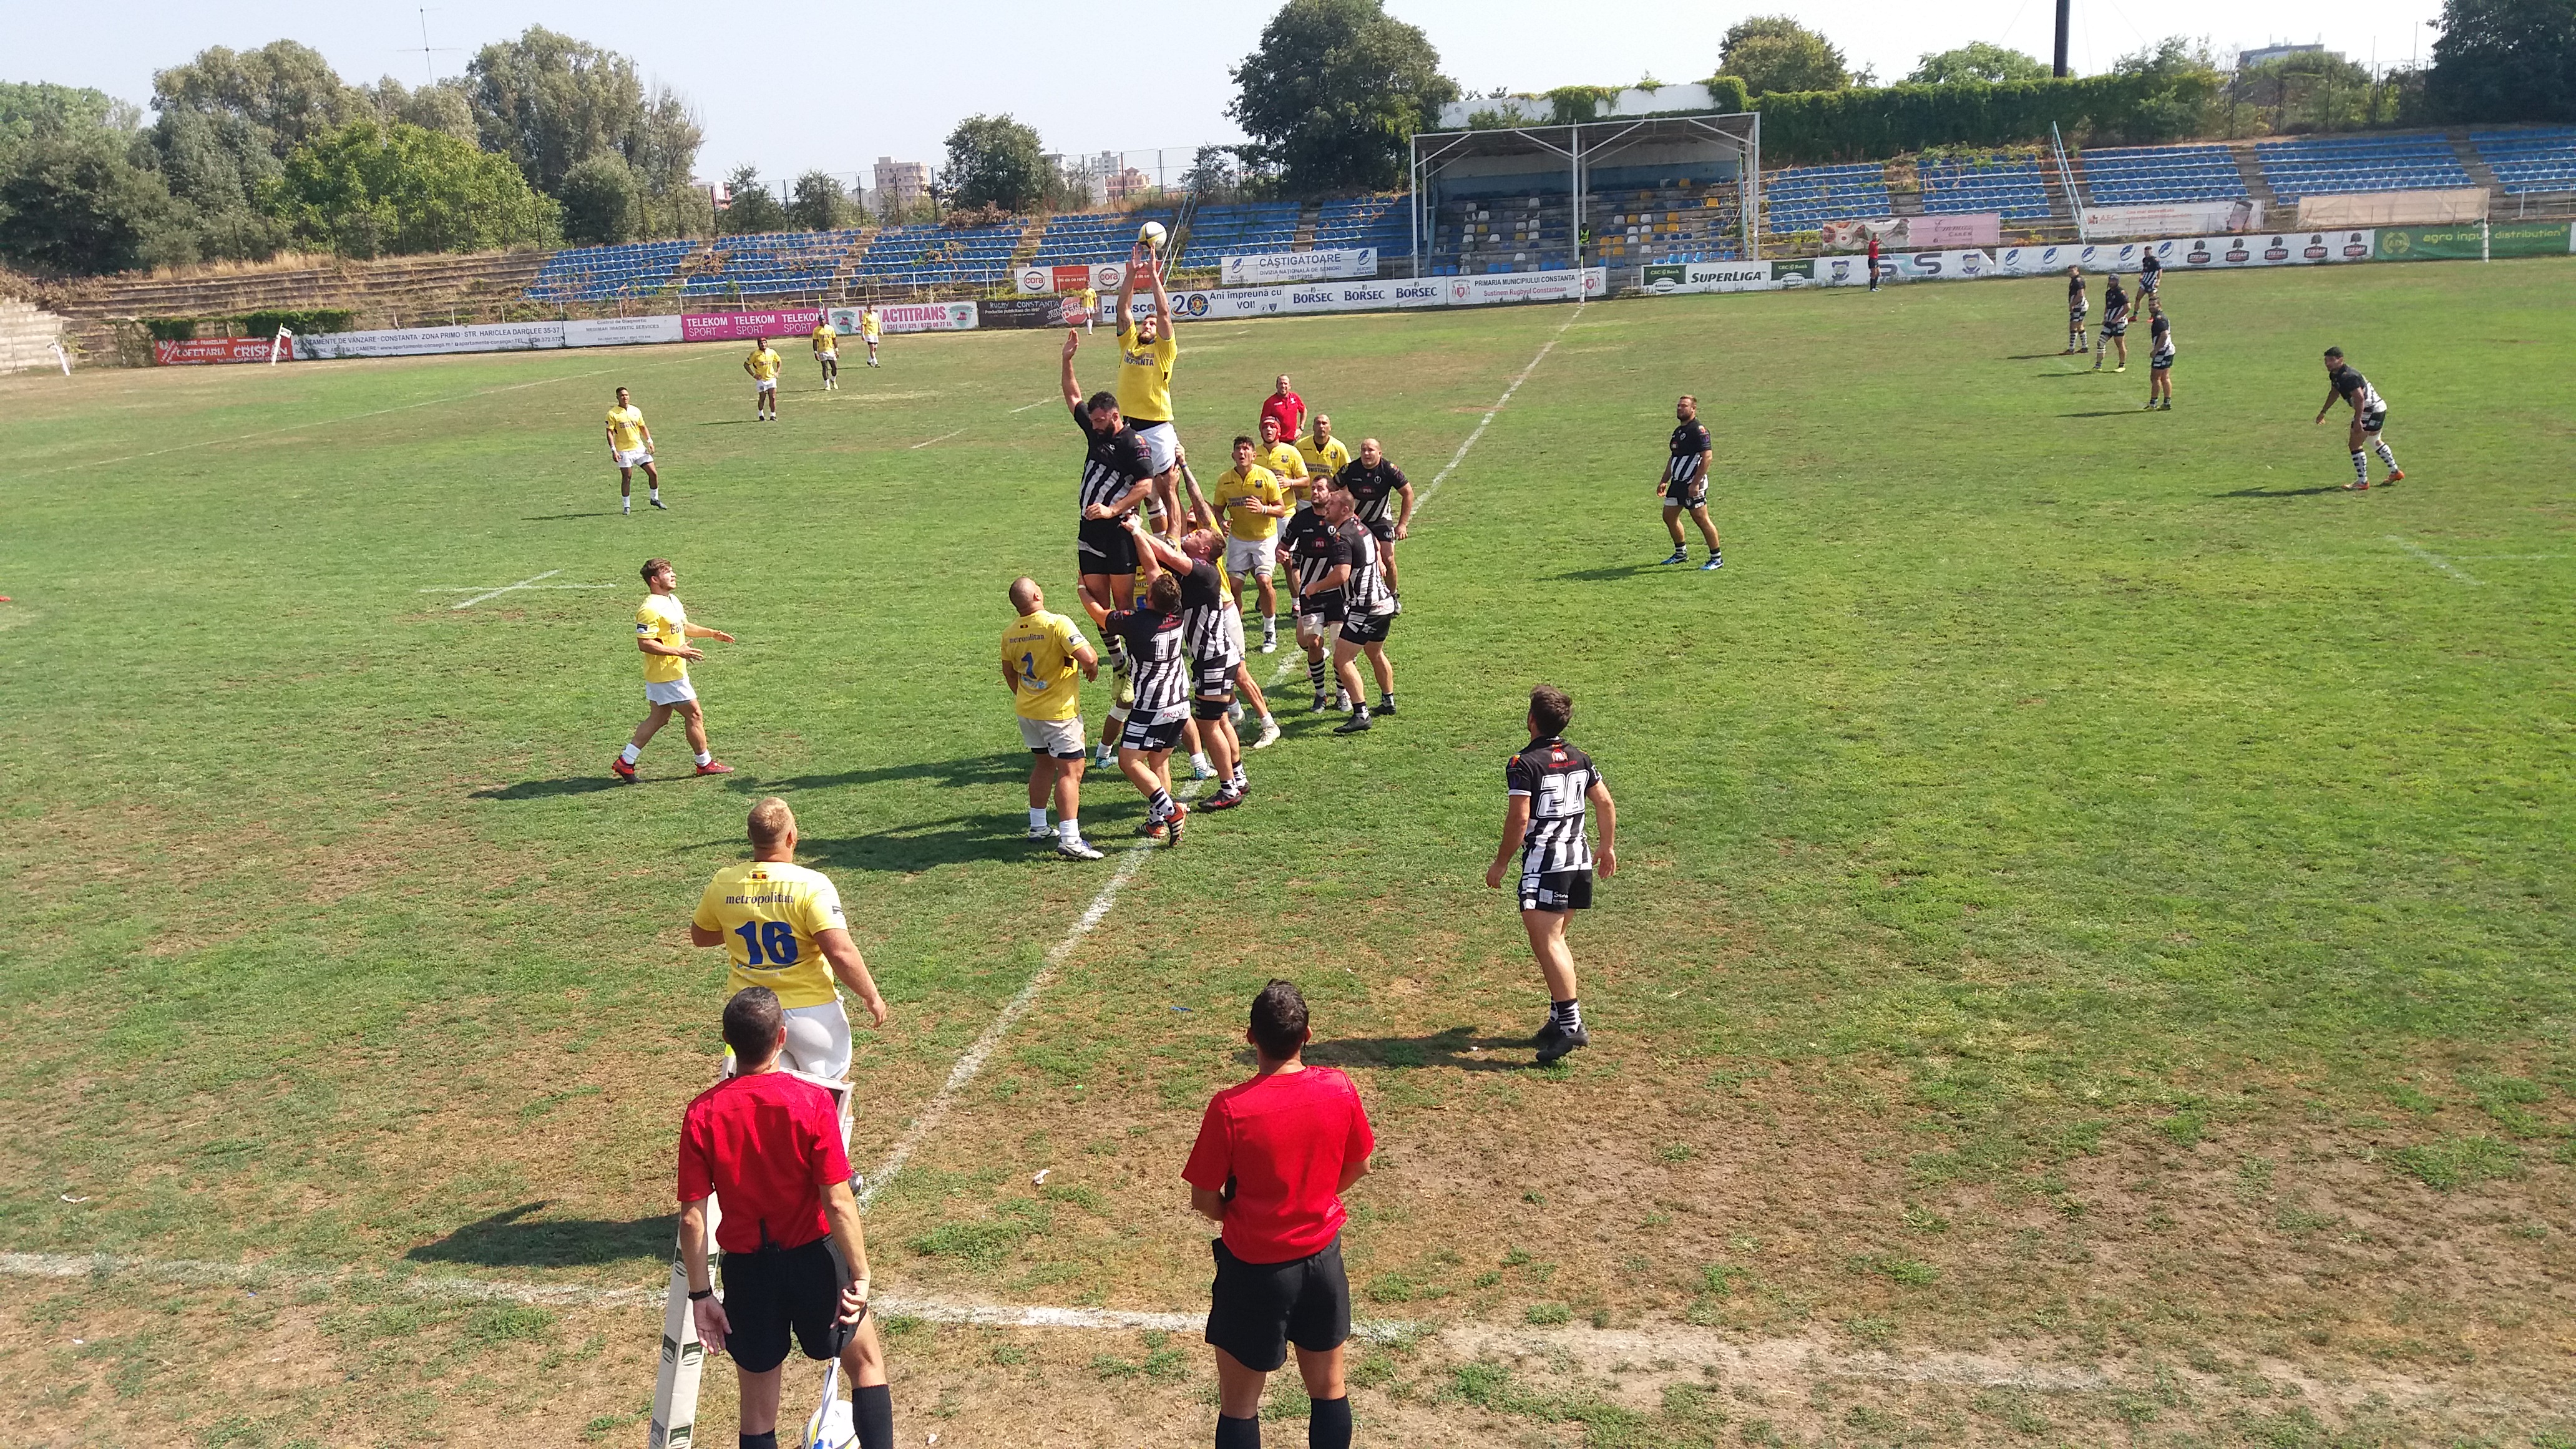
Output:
[680, 303, 976, 340]
[154, 336, 292, 365]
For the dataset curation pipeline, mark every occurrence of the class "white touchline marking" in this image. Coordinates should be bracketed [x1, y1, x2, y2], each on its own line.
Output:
[910, 428, 967, 449]
[441, 570, 566, 610]
[856, 776, 1209, 1210]
[2388, 536, 2482, 585]
[419, 583, 612, 594]
[1412, 301, 1584, 520]
[1010, 399, 1055, 413]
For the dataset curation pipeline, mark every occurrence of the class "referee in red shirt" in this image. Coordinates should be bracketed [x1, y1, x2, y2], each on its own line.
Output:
[1183, 979, 1375, 1449]
[680, 987, 895, 1449]
[1259, 374, 1305, 445]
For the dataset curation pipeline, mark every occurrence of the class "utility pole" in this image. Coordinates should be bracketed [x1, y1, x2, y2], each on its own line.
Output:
[2053, 0, 2072, 77]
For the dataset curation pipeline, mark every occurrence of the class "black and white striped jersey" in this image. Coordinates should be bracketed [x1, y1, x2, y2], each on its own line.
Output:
[1667, 419, 1711, 484]
[1106, 606, 1189, 723]
[1074, 406, 1153, 519]
[1281, 509, 1342, 610]
[1177, 559, 1239, 667]
[1336, 459, 1408, 527]
[1506, 736, 1604, 874]
[1336, 520, 1394, 616]
[2330, 364, 2382, 413]
[2150, 313, 2175, 363]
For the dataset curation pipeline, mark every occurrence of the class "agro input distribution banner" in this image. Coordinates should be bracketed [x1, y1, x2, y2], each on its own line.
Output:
[153, 336, 291, 364]
[1219, 248, 1378, 286]
[2377, 221, 2573, 261]
[295, 320, 564, 359]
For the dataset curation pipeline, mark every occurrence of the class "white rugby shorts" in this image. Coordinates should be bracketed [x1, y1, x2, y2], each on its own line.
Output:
[1134, 421, 1179, 474]
[816, 348, 837, 362]
[1017, 714, 1087, 759]
[1225, 536, 1276, 579]
[614, 447, 653, 469]
[755, 378, 778, 393]
[781, 1000, 852, 1080]
[645, 678, 698, 706]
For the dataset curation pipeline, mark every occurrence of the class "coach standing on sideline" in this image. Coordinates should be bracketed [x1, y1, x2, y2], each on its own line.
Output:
[1184, 980, 1375, 1449]
[681, 988, 896, 1449]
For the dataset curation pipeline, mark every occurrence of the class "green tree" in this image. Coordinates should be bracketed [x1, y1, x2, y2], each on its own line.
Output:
[0, 131, 188, 274]
[559, 154, 643, 244]
[1718, 16, 1856, 95]
[2426, 0, 2576, 122]
[2112, 37, 2227, 139]
[261, 119, 559, 258]
[360, 77, 478, 142]
[2231, 50, 2389, 133]
[0, 82, 134, 160]
[152, 41, 364, 160]
[940, 114, 1047, 212]
[147, 106, 286, 260]
[464, 27, 686, 198]
[1908, 42, 2049, 85]
[718, 164, 786, 234]
[787, 170, 861, 230]
[1230, 0, 1460, 193]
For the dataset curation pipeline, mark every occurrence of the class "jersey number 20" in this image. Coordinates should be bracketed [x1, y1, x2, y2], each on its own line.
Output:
[735, 920, 800, 965]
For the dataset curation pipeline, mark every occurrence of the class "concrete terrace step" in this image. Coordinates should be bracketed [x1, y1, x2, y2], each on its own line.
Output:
[2228, 143, 2278, 207]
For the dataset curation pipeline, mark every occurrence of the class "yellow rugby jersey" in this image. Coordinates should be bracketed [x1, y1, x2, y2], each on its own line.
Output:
[606, 404, 648, 452]
[636, 592, 689, 684]
[693, 859, 846, 1008]
[1218, 465, 1286, 542]
[1115, 322, 1178, 422]
[746, 347, 782, 381]
[860, 312, 881, 339]
[1002, 609, 1086, 721]
[1295, 434, 1350, 481]
[810, 323, 837, 353]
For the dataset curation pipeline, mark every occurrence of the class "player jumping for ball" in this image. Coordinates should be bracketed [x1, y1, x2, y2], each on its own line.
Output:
[1485, 685, 1617, 1066]
[1657, 394, 1722, 570]
[606, 386, 663, 514]
[2316, 346, 2403, 490]
[1115, 240, 1184, 537]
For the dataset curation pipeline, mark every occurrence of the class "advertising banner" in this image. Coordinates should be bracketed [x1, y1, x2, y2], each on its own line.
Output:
[879, 300, 978, 333]
[564, 315, 685, 348]
[1019, 263, 1113, 295]
[2167, 230, 2375, 268]
[2080, 200, 2264, 237]
[980, 296, 1077, 329]
[1899, 214, 2003, 248]
[1219, 248, 1378, 286]
[2298, 188, 2486, 227]
[1642, 261, 1778, 295]
[295, 321, 564, 359]
[153, 336, 291, 365]
[1819, 250, 1995, 284]
[1015, 266, 1050, 294]
[680, 308, 820, 342]
[1440, 268, 1606, 306]
[2378, 221, 2572, 261]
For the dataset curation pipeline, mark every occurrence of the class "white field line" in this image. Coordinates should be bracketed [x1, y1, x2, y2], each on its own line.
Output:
[1410, 301, 1583, 520]
[854, 777, 1207, 1210]
[1009, 398, 1056, 413]
[909, 428, 967, 450]
[2388, 535, 2482, 585]
[421, 584, 612, 595]
[438, 570, 564, 610]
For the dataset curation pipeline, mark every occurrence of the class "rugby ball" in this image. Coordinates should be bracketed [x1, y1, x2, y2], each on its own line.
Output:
[1139, 220, 1168, 252]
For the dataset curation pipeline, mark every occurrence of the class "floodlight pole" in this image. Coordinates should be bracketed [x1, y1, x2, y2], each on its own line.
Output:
[1409, 134, 1421, 279]
[2054, 0, 2072, 77]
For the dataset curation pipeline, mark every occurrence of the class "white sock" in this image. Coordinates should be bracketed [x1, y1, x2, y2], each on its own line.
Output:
[650, 487, 660, 500]
[1028, 807, 1049, 829]
[1058, 818, 1080, 842]
[694, 750, 713, 767]
[1261, 713, 1276, 728]
[620, 743, 641, 764]
[622, 499, 631, 513]
[1192, 753, 1213, 773]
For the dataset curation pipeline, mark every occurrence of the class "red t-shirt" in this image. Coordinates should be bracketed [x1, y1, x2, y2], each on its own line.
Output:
[676, 1070, 851, 1254]
[1182, 1066, 1374, 1264]
[1259, 392, 1305, 446]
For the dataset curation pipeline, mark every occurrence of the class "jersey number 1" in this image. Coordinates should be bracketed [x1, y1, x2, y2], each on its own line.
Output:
[734, 920, 800, 965]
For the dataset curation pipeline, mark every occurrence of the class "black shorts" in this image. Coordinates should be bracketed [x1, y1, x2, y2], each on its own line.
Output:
[2069, 306, 2088, 323]
[2138, 272, 2160, 293]
[2101, 321, 2127, 338]
[1362, 517, 1396, 545]
[1193, 659, 1240, 718]
[1338, 612, 1392, 646]
[718, 1236, 851, 1375]
[1121, 713, 1186, 753]
[2151, 354, 2174, 373]
[1299, 589, 1347, 626]
[2359, 407, 2386, 434]
[1078, 518, 1138, 577]
[1664, 476, 1707, 507]
[1518, 868, 1593, 912]
[1206, 1236, 1351, 1373]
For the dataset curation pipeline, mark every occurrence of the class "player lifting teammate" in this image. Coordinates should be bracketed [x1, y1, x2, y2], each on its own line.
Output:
[746, 336, 784, 421]
[615, 558, 734, 779]
[1657, 394, 1722, 570]
[606, 386, 663, 514]
[1116, 242, 1184, 536]
[811, 315, 841, 390]
[1104, 517, 1194, 844]
[1062, 328, 1157, 656]
[1485, 685, 1617, 1066]
[2062, 266, 2089, 354]
[2316, 346, 2403, 490]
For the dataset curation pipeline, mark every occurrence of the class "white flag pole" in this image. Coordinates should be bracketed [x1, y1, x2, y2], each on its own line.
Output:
[270, 326, 295, 364]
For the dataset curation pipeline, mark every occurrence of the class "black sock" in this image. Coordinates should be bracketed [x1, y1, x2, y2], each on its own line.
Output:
[1307, 658, 1327, 692]
[852, 1383, 894, 1449]
[1553, 998, 1582, 1031]
[1149, 788, 1174, 819]
[1379, 691, 1394, 707]
[740, 1433, 778, 1449]
[1309, 1395, 1352, 1449]
[1216, 1412, 1262, 1449]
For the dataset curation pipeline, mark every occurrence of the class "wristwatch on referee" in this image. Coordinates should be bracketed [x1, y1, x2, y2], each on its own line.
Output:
[688, 1287, 714, 1301]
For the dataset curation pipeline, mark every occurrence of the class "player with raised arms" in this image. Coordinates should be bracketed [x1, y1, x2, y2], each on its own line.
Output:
[615, 557, 734, 780]
[1484, 685, 1618, 1066]
[690, 798, 891, 1078]
[1116, 230, 1184, 537]
[2316, 345, 2403, 489]
[605, 386, 663, 515]
[1656, 394, 1722, 570]
[746, 336, 784, 421]
[1061, 328, 1157, 663]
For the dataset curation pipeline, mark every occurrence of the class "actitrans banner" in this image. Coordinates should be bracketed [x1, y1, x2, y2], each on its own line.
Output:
[564, 315, 685, 348]
[153, 336, 293, 364]
[295, 320, 564, 359]
[1220, 248, 1378, 286]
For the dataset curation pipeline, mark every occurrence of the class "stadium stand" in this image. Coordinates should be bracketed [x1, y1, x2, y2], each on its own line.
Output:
[2471, 127, 2576, 193]
[1428, 195, 1574, 275]
[1764, 163, 1891, 233]
[524, 238, 700, 303]
[852, 223, 1023, 287]
[1028, 210, 1176, 267]
[1311, 195, 1408, 255]
[2256, 134, 2473, 201]
[1916, 154, 2054, 219]
[1586, 181, 1745, 263]
[1179, 203, 1302, 265]
[680, 230, 861, 300]
[2075, 144, 2248, 205]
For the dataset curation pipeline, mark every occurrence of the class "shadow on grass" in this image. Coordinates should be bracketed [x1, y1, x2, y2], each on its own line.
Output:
[764, 752, 1028, 793]
[471, 775, 648, 800]
[2214, 484, 2354, 498]
[793, 811, 1050, 873]
[523, 512, 620, 521]
[1554, 562, 1670, 582]
[1302, 1026, 1533, 1074]
[2060, 409, 2154, 418]
[406, 1201, 675, 1270]
[2007, 352, 2086, 361]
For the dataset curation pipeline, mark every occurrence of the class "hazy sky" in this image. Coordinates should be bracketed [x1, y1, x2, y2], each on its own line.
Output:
[10, 0, 2446, 185]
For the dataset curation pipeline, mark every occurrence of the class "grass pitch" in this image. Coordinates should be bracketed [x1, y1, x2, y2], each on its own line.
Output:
[2, 258, 2572, 1447]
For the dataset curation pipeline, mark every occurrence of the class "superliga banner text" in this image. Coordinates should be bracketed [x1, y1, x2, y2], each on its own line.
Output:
[1219, 248, 1378, 286]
